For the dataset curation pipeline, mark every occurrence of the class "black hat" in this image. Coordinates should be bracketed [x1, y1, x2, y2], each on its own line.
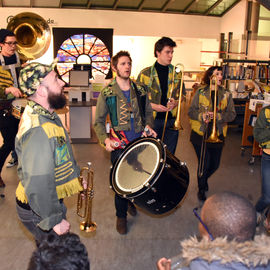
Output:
[0, 29, 15, 43]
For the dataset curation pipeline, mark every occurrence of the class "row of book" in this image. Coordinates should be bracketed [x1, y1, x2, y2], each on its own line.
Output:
[222, 64, 270, 81]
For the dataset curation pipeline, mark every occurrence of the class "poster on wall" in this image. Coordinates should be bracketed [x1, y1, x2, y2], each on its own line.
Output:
[53, 28, 113, 84]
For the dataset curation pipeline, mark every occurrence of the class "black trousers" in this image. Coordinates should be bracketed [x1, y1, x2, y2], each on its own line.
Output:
[0, 111, 19, 174]
[111, 149, 129, 218]
[192, 141, 223, 191]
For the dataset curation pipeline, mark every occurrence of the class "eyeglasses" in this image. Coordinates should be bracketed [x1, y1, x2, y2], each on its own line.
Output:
[193, 207, 214, 241]
[4, 41, 18, 46]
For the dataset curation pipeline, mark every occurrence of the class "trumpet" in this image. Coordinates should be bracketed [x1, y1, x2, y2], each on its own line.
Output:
[77, 162, 97, 232]
[161, 63, 184, 142]
[198, 76, 222, 178]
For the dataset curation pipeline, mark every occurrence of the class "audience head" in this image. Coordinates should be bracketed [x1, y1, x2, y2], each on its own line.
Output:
[200, 192, 256, 242]
[27, 232, 90, 270]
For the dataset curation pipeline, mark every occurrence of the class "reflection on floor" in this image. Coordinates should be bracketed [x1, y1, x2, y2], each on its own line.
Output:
[0, 105, 263, 270]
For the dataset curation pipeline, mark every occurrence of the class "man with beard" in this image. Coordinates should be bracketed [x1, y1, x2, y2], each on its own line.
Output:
[94, 50, 156, 234]
[15, 61, 83, 244]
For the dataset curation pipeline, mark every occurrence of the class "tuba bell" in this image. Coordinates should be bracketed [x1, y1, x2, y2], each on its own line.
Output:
[7, 12, 51, 61]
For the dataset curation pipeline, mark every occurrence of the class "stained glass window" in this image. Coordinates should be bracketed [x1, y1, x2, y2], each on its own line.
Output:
[56, 33, 111, 83]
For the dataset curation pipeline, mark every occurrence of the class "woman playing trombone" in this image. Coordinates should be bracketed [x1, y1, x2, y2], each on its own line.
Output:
[188, 66, 236, 201]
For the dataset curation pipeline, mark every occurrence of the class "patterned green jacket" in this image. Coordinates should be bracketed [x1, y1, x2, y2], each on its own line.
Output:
[136, 63, 185, 118]
[253, 106, 270, 149]
[0, 65, 15, 100]
[188, 85, 236, 137]
[15, 101, 82, 231]
[94, 78, 153, 145]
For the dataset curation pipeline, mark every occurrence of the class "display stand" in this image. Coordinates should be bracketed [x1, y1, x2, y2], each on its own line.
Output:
[68, 99, 97, 144]
[241, 101, 262, 164]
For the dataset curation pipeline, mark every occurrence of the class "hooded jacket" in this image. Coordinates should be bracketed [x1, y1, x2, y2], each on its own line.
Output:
[173, 235, 270, 270]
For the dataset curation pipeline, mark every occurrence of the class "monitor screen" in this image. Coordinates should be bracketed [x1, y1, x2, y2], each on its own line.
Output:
[69, 70, 90, 87]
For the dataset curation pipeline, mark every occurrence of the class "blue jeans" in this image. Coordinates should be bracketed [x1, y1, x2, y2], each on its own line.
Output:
[154, 118, 179, 154]
[16, 201, 67, 243]
[256, 151, 270, 213]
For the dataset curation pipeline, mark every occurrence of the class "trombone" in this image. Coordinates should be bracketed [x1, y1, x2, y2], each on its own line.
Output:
[198, 75, 222, 178]
[77, 162, 97, 232]
[161, 63, 184, 142]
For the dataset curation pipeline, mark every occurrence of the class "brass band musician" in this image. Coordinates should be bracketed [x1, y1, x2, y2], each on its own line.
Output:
[137, 37, 185, 154]
[94, 51, 156, 234]
[0, 29, 23, 188]
[15, 61, 83, 243]
[188, 66, 236, 201]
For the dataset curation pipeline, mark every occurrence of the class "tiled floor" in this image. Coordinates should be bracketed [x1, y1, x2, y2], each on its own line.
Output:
[0, 104, 263, 270]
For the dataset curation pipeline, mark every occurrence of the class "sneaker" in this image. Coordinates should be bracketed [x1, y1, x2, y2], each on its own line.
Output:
[6, 158, 18, 168]
[127, 202, 137, 216]
[116, 217, 127, 235]
[0, 176, 5, 188]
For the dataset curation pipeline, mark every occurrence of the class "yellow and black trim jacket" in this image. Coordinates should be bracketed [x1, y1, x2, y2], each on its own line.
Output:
[253, 105, 270, 149]
[15, 101, 82, 231]
[136, 63, 185, 118]
[94, 78, 153, 145]
[0, 52, 20, 101]
[188, 85, 236, 137]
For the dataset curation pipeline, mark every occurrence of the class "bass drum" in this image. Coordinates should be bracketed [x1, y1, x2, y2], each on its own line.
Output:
[110, 137, 189, 215]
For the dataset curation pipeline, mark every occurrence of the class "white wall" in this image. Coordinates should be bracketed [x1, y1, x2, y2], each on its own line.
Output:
[220, 0, 247, 55]
[0, 4, 248, 76]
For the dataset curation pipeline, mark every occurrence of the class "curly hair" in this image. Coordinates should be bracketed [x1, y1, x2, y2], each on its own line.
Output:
[27, 233, 90, 270]
[111, 50, 132, 69]
[201, 66, 222, 85]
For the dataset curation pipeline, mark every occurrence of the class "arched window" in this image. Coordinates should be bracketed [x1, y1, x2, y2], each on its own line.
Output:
[56, 33, 111, 83]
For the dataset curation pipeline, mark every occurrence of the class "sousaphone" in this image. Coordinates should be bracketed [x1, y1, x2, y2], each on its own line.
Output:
[7, 12, 51, 61]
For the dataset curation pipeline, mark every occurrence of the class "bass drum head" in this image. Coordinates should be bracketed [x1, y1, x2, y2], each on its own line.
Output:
[111, 137, 164, 197]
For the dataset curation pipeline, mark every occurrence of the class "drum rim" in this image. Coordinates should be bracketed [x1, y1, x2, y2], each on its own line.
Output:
[110, 137, 166, 198]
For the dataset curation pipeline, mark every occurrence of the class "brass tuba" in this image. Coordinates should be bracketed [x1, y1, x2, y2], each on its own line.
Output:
[161, 63, 184, 142]
[77, 162, 97, 232]
[7, 12, 51, 61]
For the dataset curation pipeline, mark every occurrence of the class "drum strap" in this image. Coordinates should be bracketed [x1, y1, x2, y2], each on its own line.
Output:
[132, 81, 146, 127]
